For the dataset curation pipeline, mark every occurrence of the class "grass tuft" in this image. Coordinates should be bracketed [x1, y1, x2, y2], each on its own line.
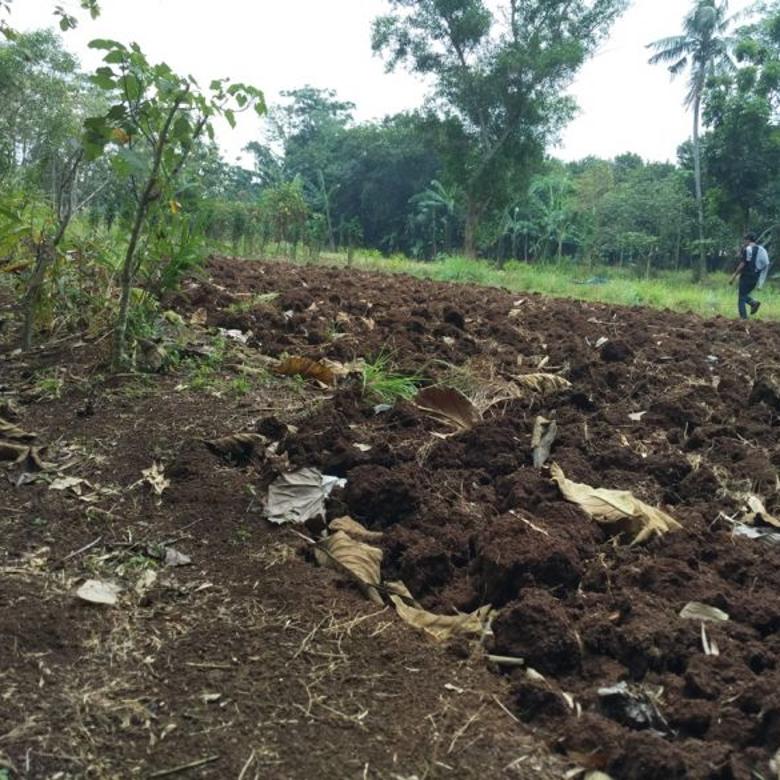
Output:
[361, 352, 420, 403]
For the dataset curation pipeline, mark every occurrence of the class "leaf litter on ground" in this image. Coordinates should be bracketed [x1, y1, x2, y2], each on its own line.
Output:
[76, 579, 122, 606]
[551, 463, 681, 544]
[744, 495, 780, 529]
[204, 433, 268, 465]
[532, 416, 557, 469]
[274, 356, 338, 387]
[266, 467, 345, 526]
[414, 386, 482, 432]
[390, 596, 493, 643]
[142, 462, 170, 496]
[315, 528, 384, 606]
[679, 602, 729, 623]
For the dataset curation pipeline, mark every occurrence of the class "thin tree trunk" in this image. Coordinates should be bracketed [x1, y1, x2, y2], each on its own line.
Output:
[22, 242, 52, 351]
[692, 91, 707, 282]
[464, 199, 480, 259]
[431, 206, 437, 258]
[111, 92, 198, 370]
[317, 170, 335, 252]
[112, 194, 153, 371]
[675, 225, 682, 272]
[22, 150, 83, 351]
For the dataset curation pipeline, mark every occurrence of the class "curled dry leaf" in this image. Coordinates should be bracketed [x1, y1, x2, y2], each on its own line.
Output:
[204, 433, 267, 465]
[701, 622, 720, 657]
[745, 495, 780, 529]
[190, 308, 208, 326]
[218, 328, 250, 344]
[267, 468, 345, 526]
[142, 462, 170, 496]
[76, 579, 121, 606]
[0, 418, 36, 441]
[134, 569, 158, 596]
[532, 416, 557, 469]
[164, 548, 192, 567]
[730, 522, 780, 545]
[385, 580, 420, 607]
[551, 464, 682, 545]
[0, 442, 46, 471]
[274, 356, 336, 387]
[315, 530, 384, 605]
[513, 373, 572, 397]
[389, 594, 492, 642]
[50, 476, 87, 494]
[414, 386, 481, 431]
[329, 516, 384, 543]
[679, 602, 729, 623]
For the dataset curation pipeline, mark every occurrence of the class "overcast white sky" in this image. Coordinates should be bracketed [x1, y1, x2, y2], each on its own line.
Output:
[11, 0, 756, 165]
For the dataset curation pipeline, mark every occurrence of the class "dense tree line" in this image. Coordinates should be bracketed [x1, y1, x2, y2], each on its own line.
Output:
[4, 0, 780, 353]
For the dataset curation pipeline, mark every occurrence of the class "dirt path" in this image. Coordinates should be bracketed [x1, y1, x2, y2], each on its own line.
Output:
[2, 256, 780, 779]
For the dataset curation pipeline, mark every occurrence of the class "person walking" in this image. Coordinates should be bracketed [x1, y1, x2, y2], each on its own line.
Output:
[730, 233, 769, 320]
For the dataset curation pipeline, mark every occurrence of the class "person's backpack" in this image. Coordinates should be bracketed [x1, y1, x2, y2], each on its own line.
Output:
[754, 244, 771, 288]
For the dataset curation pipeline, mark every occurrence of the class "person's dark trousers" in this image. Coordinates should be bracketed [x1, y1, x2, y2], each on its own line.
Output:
[739, 271, 760, 319]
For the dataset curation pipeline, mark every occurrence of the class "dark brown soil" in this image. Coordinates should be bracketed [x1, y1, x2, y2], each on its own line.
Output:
[3, 255, 780, 779]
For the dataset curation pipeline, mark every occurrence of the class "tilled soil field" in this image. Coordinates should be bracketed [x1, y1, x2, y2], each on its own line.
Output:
[3, 256, 780, 779]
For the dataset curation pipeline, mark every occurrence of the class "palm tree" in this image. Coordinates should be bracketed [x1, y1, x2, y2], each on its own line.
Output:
[648, 0, 737, 281]
[411, 180, 461, 256]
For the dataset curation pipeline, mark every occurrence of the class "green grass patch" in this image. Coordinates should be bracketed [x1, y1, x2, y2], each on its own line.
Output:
[361, 352, 421, 403]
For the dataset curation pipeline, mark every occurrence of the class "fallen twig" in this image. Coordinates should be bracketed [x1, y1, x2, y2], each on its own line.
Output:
[53, 536, 102, 570]
[492, 694, 520, 723]
[237, 750, 256, 780]
[487, 654, 525, 668]
[148, 755, 219, 778]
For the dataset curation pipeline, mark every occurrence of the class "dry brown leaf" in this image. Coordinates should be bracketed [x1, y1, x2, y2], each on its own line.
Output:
[414, 386, 481, 431]
[275, 356, 336, 387]
[513, 373, 572, 396]
[551, 463, 682, 544]
[532, 416, 557, 469]
[390, 595, 492, 642]
[385, 580, 420, 606]
[315, 530, 384, 605]
[329, 516, 384, 543]
[190, 308, 208, 326]
[76, 579, 121, 606]
[679, 602, 729, 623]
[204, 433, 267, 464]
[142, 462, 170, 496]
[0, 441, 46, 471]
[267, 468, 345, 526]
[746, 495, 780, 529]
[0, 418, 36, 441]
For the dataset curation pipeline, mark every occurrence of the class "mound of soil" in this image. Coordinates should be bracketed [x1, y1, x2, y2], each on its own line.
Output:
[188, 258, 780, 779]
[4, 255, 780, 778]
